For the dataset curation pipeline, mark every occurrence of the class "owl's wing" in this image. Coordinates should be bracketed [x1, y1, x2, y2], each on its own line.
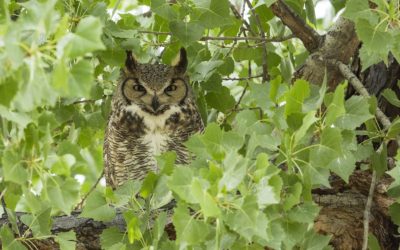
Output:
[103, 120, 117, 189]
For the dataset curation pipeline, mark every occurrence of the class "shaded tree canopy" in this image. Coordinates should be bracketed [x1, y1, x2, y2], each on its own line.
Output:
[1, 0, 400, 249]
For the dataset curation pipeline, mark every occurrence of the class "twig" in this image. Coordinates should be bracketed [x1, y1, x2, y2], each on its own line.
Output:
[222, 74, 263, 81]
[245, 0, 269, 81]
[138, 30, 295, 42]
[270, 0, 321, 51]
[362, 170, 377, 250]
[75, 171, 104, 210]
[72, 99, 97, 105]
[229, 3, 256, 36]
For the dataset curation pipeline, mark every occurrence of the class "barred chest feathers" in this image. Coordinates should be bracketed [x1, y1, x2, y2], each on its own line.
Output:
[125, 103, 182, 156]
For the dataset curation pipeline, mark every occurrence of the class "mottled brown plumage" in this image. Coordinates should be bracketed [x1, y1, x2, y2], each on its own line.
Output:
[104, 48, 204, 188]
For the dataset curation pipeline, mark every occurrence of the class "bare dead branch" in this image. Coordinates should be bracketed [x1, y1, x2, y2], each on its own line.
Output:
[362, 170, 377, 250]
[270, 0, 321, 51]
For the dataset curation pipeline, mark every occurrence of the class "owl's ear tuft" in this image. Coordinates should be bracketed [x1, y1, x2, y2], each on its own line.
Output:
[125, 50, 138, 72]
[173, 47, 187, 74]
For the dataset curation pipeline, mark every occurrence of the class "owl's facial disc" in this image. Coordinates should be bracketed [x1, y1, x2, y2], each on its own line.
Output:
[122, 77, 187, 114]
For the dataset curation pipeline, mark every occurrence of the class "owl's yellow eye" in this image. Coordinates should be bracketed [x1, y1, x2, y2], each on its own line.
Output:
[133, 84, 146, 92]
[165, 85, 177, 92]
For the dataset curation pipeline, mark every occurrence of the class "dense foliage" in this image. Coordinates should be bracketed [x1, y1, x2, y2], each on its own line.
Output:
[0, 0, 399, 249]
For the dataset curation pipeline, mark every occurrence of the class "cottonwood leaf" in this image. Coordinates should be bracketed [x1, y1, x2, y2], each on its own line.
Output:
[80, 190, 116, 222]
[168, 167, 196, 203]
[56, 231, 76, 250]
[45, 176, 80, 215]
[169, 21, 204, 46]
[285, 79, 310, 116]
[223, 195, 269, 242]
[173, 205, 212, 245]
[58, 16, 105, 58]
[335, 96, 373, 130]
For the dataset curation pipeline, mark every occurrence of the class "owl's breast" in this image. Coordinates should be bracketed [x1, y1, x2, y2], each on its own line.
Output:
[124, 104, 183, 154]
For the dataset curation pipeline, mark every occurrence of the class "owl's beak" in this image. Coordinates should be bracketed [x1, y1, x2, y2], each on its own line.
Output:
[151, 96, 160, 111]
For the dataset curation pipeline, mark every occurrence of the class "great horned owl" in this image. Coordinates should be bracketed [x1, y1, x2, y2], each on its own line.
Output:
[103, 48, 204, 188]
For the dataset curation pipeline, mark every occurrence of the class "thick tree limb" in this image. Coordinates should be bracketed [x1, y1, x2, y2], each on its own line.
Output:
[294, 17, 360, 89]
[270, 0, 321, 51]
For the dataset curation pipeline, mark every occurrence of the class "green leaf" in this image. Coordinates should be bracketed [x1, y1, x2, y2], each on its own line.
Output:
[335, 96, 374, 130]
[324, 84, 345, 126]
[100, 227, 126, 249]
[59, 16, 105, 58]
[219, 152, 247, 191]
[285, 79, 310, 116]
[342, 0, 378, 23]
[389, 203, 400, 225]
[169, 21, 204, 46]
[382, 89, 400, 107]
[287, 202, 320, 223]
[55, 231, 76, 250]
[321, 127, 342, 153]
[125, 214, 142, 244]
[371, 143, 387, 177]
[0, 226, 27, 250]
[256, 176, 282, 208]
[191, 178, 221, 218]
[223, 195, 269, 242]
[283, 182, 302, 210]
[249, 82, 275, 110]
[113, 179, 142, 207]
[45, 176, 80, 214]
[2, 148, 28, 185]
[0, 76, 19, 107]
[80, 190, 116, 222]
[20, 207, 52, 237]
[140, 171, 159, 198]
[168, 167, 196, 203]
[68, 60, 94, 98]
[368, 233, 381, 250]
[293, 111, 318, 146]
[328, 152, 357, 182]
[387, 119, 400, 139]
[355, 19, 390, 55]
[173, 204, 212, 245]
[198, 0, 233, 28]
[205, 86, 236, 113]
[151, 0, 178, 20]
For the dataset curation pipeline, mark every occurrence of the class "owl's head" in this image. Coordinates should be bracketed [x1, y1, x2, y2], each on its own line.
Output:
[120, 48, 189, 114]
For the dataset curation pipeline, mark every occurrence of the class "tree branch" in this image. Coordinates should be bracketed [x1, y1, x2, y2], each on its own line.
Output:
[270, 0, 321, 51]
[362, 170, 377, 250]
[137, 30, 294, 42]
[222, 74, 263, 81]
